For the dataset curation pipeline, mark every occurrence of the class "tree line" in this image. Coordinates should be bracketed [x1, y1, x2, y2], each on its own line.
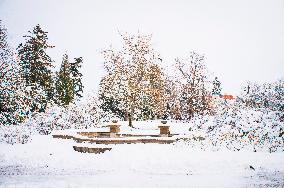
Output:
[0, 21, 83, 126]
[1, 21, 225, 127]
[4, 21, 282, 129]
[97, 33, 283, 126]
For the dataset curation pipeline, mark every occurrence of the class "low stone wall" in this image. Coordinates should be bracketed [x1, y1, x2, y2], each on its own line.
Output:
[54, 134, 176, 144]
[73, 146, 112, 154]
[119, 134, 177, 137]
[52, 135, 75, 139]
[77, 132, 110, 138]
[73, 138, 176, 144]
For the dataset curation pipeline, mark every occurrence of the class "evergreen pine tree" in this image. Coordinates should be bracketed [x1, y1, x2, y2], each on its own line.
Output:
[55, 55, 83, 106]
[17, 24, 55, 112]
[70, 57, 83, 98]
[0, 20, 16, 123]
[0, 21, 13, 113]
[0, 20, 31, 125]
[55, 54, 74, 106]
[212, 76, 222, 96]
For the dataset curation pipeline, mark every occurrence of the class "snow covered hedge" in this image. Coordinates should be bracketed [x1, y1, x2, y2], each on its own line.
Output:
[0, 124, 33, 144]
[0, 96, 101, 144]
[179, 100, 284, 153]
[28, 102, 100, 134]
[1, 91, 283, 153]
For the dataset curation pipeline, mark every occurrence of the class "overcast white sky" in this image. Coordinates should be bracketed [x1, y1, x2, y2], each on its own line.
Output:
[1, 0, 284, 95]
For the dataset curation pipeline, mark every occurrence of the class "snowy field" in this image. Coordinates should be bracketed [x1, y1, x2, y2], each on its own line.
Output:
[1, 132, 284, 188]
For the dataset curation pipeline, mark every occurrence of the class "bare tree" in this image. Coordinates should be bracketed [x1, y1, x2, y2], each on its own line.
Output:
[174, 52, 212, 120]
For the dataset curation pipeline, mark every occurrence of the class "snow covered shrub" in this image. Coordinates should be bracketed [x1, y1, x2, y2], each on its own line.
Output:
[207, 108, 284, 152]
[65, 95, 101, 128]
[0, 125, 33, 144]
[191, 114, 211, 129]
[24, 105, 65, 135]
[22, 96, 102, 135]
[176, 97, 284, 153]
[240, 79, 284, 111]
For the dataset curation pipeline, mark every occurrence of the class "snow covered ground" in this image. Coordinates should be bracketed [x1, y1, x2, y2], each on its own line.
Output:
[1, 132, 284, 188]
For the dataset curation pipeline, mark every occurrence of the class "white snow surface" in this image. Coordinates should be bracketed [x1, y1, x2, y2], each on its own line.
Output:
[1, 124, 284, 187]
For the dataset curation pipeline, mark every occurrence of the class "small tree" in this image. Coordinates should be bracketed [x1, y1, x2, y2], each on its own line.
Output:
[163, 75, 182, 120]
[212, 76, 222, 96]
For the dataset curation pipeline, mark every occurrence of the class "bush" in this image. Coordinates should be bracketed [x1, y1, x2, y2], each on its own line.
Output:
[0, 125, 32, 144]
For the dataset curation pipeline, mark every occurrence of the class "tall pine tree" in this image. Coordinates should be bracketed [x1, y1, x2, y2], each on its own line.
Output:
[70, 57, 83, 98]
[55, 55, 83, 106]
[17, 24, 55, 112]
[55, 54, 74, 106]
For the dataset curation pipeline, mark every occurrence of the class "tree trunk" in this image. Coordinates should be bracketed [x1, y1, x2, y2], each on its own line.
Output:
[125, 111, 128, 121]
[128, 105, 134, 127]
[128, 113, 132, 127]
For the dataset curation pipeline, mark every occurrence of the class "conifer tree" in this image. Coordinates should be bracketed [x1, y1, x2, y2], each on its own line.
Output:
[55, 54, 74, 106]
[55, 55, 83, 106]
[212, 76, 222, 96]
[17, 24, 55, 112]
[0, 21, 14, 110]
[0, 20, 31, 125]
[70, 57, 84, 98]
[0, 20, 17, 123]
